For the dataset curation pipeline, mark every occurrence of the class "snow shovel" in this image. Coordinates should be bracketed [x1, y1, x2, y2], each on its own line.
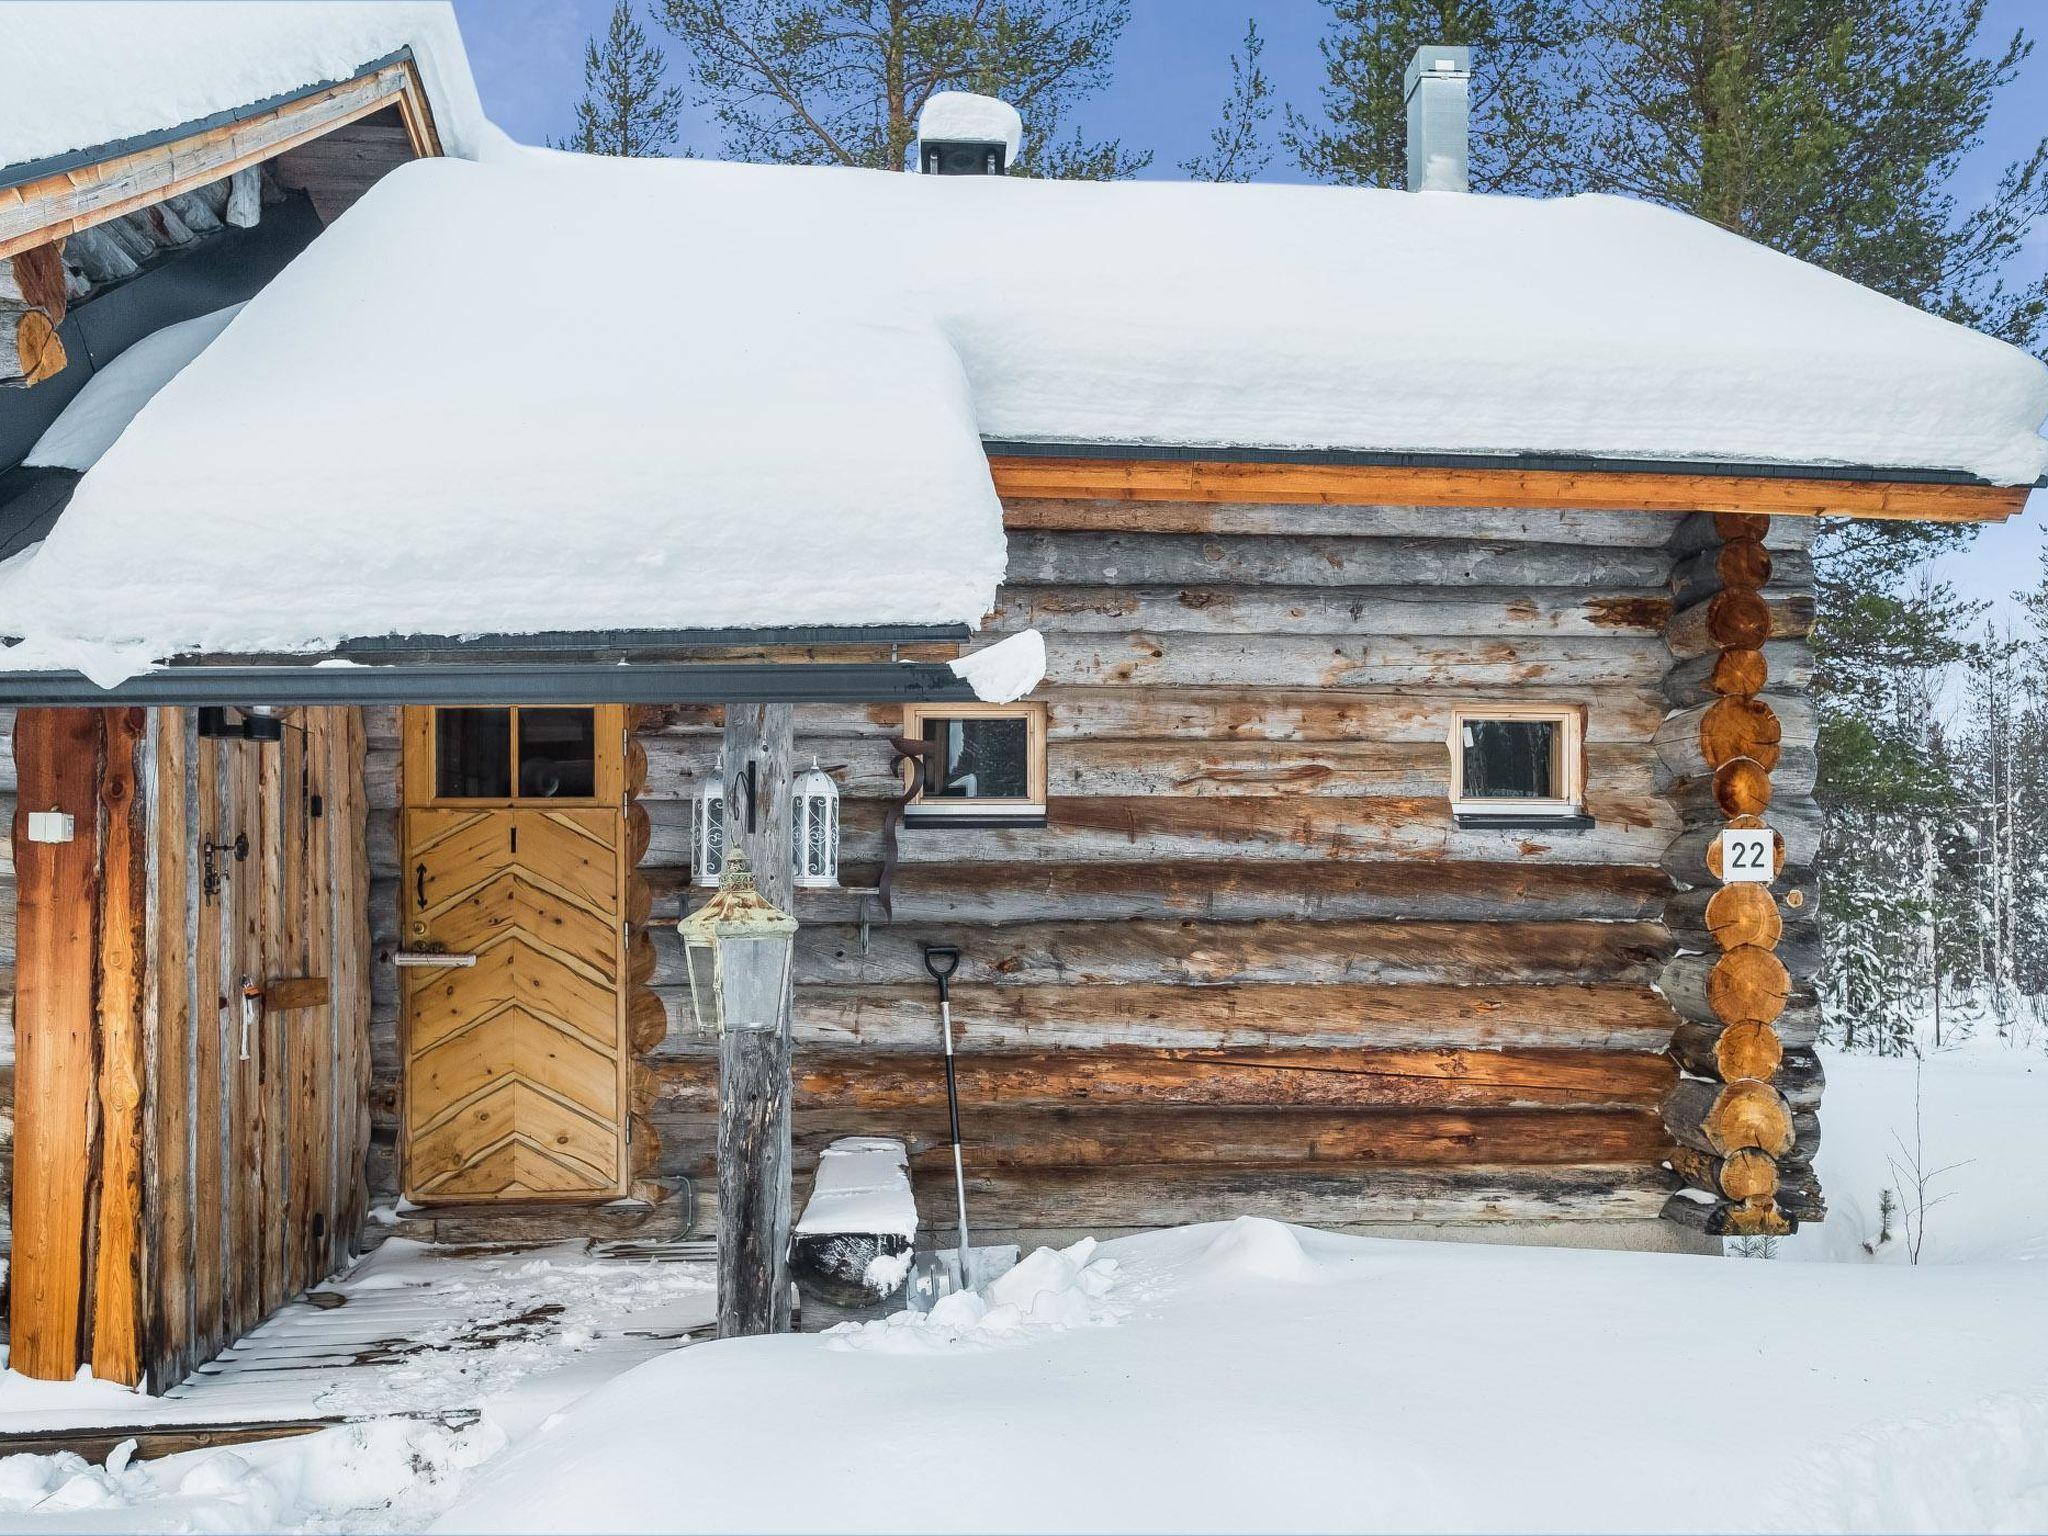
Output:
[923, 944, 974, 1285]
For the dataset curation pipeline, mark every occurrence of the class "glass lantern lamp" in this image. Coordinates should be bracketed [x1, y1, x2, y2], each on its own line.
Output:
[693, 756, 725, 889]
[791, 757, 840, 890]
[678, 849, 798, 1035]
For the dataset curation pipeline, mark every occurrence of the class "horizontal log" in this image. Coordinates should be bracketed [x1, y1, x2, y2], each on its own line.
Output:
[1000, 499, 1685, 546]
[1664, 592, 1811, 660]
[1668, 1144, 1778, 1202]
[1777, 1047, 1825, 1111]
[782, 860, 1675, 926]
[1660, 1191, 1794, 1237]
[1001, 530, 1674, 590]
[769, 981, 1686, 1054]
[1667, 1018, 1783, 1082]
[1666, 880, 1785, 952]
[1669, 539, 1777, 606]
[658, 918, 1676, 990]
[1774, 1160, 1826, 1222]
[629, 686, 1677, 747]
[1662, 641, 1814, 705]
[986, 584, 1673, 638]
[767, 1105, 1676, 1169]
[1670, 510, 1827, 558]
[875, 795, 1679, 867]
[1663, 801, 1821, 883]
[1661, 1076, 1794, 1157]
[647, 1046, 1678, 1114]
[1659, 946, 1791, 1027]
[1033, 632, 1668, 690]
[937, 1162, 1677, 1228]
[633, 734, 1662, 804]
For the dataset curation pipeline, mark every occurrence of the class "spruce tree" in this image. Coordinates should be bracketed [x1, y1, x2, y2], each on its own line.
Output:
[560, 0, 687, 157]
[652, 0, 1149, 177]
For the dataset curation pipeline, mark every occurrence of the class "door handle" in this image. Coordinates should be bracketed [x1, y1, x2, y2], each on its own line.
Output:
[394, 952, 478, 968]
[415, 862, 427, 910]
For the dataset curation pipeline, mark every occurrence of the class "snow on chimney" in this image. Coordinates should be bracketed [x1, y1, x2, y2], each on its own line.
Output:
[1403, 45, 1471, 193]
[915, 91, 1023, 175]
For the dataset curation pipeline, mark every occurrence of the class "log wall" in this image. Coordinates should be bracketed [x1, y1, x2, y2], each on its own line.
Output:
[351, 502, 1819, 1245]
[2, 707, 370, 1389]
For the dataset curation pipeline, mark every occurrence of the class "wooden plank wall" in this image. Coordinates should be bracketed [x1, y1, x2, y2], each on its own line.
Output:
[350, 502, 1817, 1245]
[1, 706, 370, 1389]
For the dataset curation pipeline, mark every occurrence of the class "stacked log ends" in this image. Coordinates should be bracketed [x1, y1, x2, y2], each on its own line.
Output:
[1657, 515, 1813, 1236]
[3, 243, 69, 386]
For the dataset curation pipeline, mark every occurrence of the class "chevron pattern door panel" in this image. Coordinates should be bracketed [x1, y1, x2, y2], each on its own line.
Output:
[401, 806, 629, 1202]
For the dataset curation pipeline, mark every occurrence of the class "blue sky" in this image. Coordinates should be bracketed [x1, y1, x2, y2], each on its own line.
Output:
[452, 0, 2048, 625]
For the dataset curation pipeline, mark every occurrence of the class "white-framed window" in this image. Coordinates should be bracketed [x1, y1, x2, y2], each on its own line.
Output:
[902, 701, 1048, 824]
[1448, 704, 1586, 819]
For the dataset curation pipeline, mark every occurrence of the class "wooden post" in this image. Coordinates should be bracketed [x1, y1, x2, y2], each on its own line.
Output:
[717, 1018, 793, 1336]
[1657, 514, 1823, 1237]
[11, 709, 105, 1380]
[717, 703, 796, 1334]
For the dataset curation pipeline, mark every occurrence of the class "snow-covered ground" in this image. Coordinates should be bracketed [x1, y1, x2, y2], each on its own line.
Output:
[0, 1043, 2042, 1533]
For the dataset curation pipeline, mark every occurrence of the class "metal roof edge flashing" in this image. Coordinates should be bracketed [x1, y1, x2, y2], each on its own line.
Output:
[980, 438, 2015, 489]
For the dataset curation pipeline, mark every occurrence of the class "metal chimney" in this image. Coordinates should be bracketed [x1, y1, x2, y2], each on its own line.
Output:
[1403, 45, 1472, 193]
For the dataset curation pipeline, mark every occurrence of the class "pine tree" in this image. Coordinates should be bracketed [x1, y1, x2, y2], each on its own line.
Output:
[652, 0, 1149, 178]
[1282, 0, 1576, 190]
[1182, 19, 1274, 183]
[560, 0, 687, 157]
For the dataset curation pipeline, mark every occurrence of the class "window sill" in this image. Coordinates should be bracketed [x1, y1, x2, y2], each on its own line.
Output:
[904, 808, 1047, 830]
[1453, 810, 1598, 832]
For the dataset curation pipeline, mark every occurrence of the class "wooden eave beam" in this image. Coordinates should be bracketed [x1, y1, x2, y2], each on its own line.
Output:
[0, 57, 440, 262]
[987, 455, 2030, 524]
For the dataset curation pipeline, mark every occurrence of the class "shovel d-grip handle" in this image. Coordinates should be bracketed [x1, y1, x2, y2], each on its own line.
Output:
[922, 944, 961, 997]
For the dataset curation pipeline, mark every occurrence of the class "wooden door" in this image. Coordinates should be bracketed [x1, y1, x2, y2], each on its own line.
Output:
[399, 707, 630, 1203]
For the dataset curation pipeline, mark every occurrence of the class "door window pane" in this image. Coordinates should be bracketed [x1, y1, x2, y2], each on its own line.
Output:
[922, 715, 1030, 799]
[1461, 719, 1560, 800]
[518, 708, 596, 798]
[435, 709, 512, 798]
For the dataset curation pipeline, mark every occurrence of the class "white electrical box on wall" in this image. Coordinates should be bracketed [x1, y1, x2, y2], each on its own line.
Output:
[26, 810, 75, 844]
[1718, 827, 1774, 883]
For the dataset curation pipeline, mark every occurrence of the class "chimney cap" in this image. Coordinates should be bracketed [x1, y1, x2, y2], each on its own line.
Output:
[1403, 44, 1471, 100]
[916, 92, 1024, 164]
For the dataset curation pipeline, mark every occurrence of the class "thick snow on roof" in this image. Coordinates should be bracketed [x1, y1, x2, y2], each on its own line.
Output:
[4, 148, 2046, 675]
[916, 92, 1024, 159]
[0, 2, 488, 172]
[26, 305, 243, 471]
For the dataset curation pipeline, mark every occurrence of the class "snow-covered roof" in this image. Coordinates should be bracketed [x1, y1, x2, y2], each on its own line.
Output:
[4, 143, 2046, 679]
[25, 305, 243, 471]
[916, 92, 1024, 160]
[0, 1, 489, 175]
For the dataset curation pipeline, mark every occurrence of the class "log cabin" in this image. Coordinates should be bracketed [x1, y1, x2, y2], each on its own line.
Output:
[0, 8, 2043, 1391]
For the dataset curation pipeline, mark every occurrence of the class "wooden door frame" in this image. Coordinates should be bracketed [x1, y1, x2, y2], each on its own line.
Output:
[396, 705, 632, 1205]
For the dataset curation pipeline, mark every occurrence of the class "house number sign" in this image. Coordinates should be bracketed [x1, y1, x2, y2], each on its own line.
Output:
[1719, 828, 1774, 883]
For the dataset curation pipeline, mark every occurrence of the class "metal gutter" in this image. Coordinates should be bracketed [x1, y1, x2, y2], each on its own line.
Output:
[321, 624, 970, 655]
[0, 660, 978, 708]
[981, 437, 2043, 490]
[0, 49, 419, 192]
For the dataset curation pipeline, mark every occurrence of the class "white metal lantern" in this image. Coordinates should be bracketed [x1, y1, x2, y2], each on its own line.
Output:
[678, 849, 798, 1035]
[693, 757, 726, 888]
[792, 757, 840, 889]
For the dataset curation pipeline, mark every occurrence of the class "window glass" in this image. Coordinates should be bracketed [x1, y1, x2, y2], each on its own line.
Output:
[1461, 718, 1561, 801]
[435, 709, 512, 798]
[921, 715, 1030, 799]
[518, 708, 596, 798]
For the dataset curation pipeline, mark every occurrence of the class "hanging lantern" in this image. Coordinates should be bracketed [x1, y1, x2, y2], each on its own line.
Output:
[694, 756, 726, 889]
[678, 849, 797, 1036]
[792, 757, 840, 890]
